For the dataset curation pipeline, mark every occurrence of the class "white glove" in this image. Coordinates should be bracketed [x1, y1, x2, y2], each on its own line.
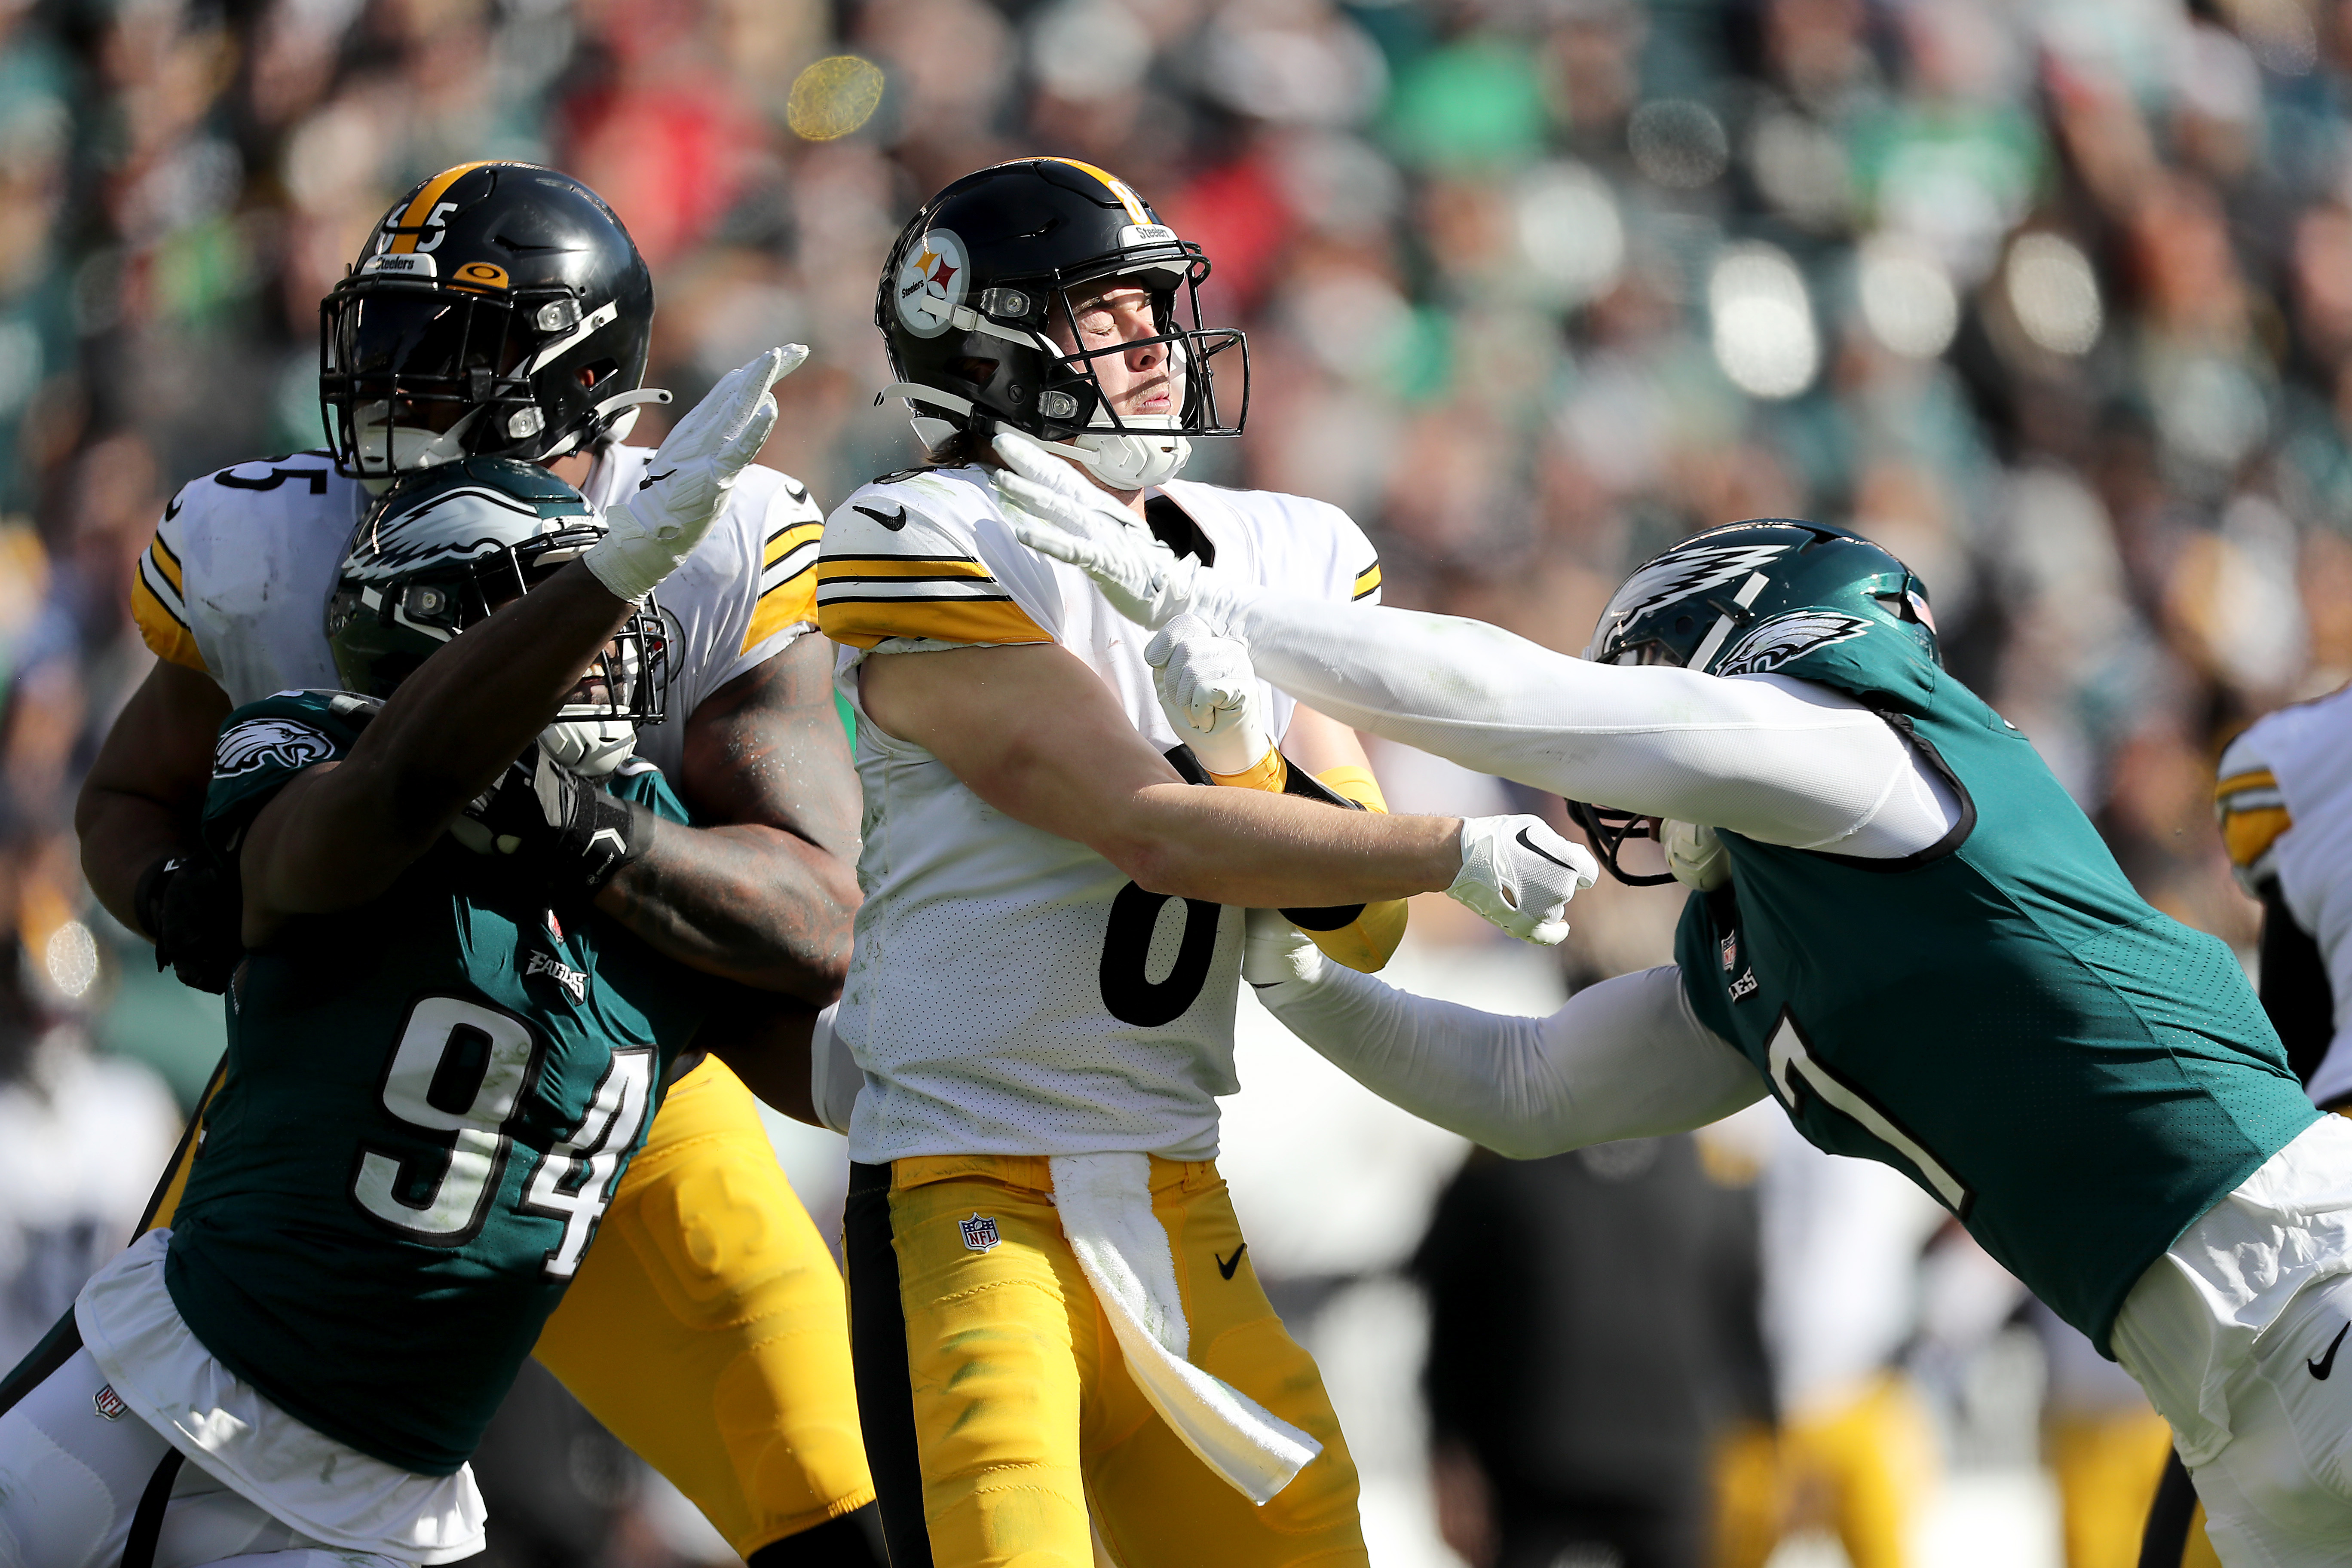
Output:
[1147, 615, 1272, 776]
[584, 345, 805, 603]
[991, 430, 1255, 632]
[1243, 906, 1325, 987]
[1661, 818, 1730, 891]
[1448, 815, 1598, 946]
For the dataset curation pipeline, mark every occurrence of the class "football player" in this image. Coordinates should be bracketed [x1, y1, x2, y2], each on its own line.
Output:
[0, 445, 809, 1565]
[815, 157, 1596, 1568]
[1013, 506, 2352, 1567]
[55, 165, 879, 1564]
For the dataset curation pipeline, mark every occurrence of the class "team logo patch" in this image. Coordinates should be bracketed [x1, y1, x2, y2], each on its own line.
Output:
[1720, 933, 1739, 972]
[895, 228, 970, 340]
[958, 1213, 1001, 1252]
[1713, 610, 1873, 679]
[523, 949, 587, 1003]
[213, 717, 335, 779]
[1729, 968, 1760, 1002]
[94, 1384, 127, 1421]
[1593, 542, 1789, 650]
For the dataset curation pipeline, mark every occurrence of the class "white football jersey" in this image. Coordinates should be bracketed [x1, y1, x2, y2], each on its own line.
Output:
[817, 463, 1382, 1164]
[2216, 688, 2352, 1106]
[132, 445, 823, 781]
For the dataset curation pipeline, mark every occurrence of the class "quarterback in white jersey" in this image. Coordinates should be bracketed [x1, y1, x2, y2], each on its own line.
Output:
[823, 157, 1591, 1568]
[59, 162, 881, 1568]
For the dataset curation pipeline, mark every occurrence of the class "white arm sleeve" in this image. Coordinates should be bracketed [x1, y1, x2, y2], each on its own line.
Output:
[1231, 596, 1958, 856]
[808, 1002, 861, 1136]
[1254, 962, 1768, 1158]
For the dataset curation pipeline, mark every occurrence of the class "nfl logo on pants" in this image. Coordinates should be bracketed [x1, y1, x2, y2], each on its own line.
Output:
[959, 1213, 1001, 1252]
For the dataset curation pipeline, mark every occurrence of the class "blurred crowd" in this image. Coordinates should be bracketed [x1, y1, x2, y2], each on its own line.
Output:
[3, 0, 2351, 1560]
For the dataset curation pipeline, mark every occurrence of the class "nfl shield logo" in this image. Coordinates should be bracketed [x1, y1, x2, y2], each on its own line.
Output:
[958, 1213, 1001, 1252]
[1720, 933, 1739, 972]
[94, 1384, 127, 1421]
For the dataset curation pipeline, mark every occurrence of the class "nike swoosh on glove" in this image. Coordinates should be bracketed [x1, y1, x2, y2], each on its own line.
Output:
[451, 745, 651, 899]
[584, 344, 806, 604]
[1448, 816, 1599, 945]
[1147, 615, 1272, 776]
[991, 431, 1255, 632]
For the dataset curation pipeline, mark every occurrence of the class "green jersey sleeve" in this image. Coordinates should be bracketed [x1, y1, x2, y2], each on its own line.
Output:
[199, 690, 383, 866]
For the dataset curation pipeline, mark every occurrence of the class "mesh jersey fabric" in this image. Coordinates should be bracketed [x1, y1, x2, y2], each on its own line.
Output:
[816, 465, 1380, 1164]
[165, 692, 703, 1475]
[131, 443, 822, 781]
[1671, 630, 2315, 1354]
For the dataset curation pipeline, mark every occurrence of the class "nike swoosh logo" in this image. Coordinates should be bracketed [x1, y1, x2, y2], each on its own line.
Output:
[637, 469, 676, 490]
[1514, 826, 1577, 873]
[1216, 1245, 1246, 1280]
[2311, 1323, 2349, 1380]
[855, 503, 909, 532]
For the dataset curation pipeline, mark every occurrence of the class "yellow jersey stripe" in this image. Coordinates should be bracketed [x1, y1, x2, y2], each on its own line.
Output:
[742, 571, 819, 653]
[132, 574, 206, 673]
[821, 594, 1052, 650]
[818, 555, 996, 583]
[141, 1055, 228, 1233]
[390, 162, 497, 252]
[149, 533, 185, 595]
[766, 520, 822, 569]
[1352, 562, 1382, 601]
[2221, 805, 2293, 870]
[2215, 769, 2279, 802]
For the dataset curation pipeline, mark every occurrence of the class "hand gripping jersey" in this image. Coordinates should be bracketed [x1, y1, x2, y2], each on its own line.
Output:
[817, 465, 1381, 1164]
[162, 691, 703, 1477]
[1673, 630, 2316, 1354]
[2216, 688, 2352, 1106]
[130, 444, 823, 778]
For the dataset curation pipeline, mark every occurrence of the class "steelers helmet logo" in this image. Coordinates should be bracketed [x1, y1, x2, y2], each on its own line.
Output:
[894, 228, 969, 340]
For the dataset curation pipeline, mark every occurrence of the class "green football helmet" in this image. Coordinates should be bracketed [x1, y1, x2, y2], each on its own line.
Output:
[325, 456, 667, 776]
[1572, 518, 1940, 885]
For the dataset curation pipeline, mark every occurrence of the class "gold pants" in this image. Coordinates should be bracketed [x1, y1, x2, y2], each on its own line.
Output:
[845, 1153, 1367, 1568]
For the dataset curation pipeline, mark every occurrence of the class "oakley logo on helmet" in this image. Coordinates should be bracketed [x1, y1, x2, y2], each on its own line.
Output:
[1598, 542, 1790, 638]
[896, 229, 970, 340]
[1714, 610, 1873, 679]
[214, 717, 336, 780]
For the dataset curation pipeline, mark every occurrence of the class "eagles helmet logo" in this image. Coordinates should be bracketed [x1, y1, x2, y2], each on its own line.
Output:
[895, 229, 970, 340]
[1714, 610, 1873, 678]
[1589, 542, 1790, 655]
[214, 717, 336, 780]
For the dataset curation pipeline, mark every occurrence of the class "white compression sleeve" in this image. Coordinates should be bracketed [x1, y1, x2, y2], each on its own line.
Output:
[1231, 596, 1959, 856]
[1254, 962, 1767, 1158]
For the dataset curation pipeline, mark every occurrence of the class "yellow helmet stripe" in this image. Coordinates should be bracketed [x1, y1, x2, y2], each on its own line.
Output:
[1034, 156, 1151, 225]
[389, 161, 499, 252]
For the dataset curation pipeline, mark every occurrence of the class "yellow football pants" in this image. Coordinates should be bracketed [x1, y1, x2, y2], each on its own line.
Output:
[846, 1153, 1367, 1568]
[147, 1055, 873, 1557]
[2045, 1407, 2223, 1568]
[1711, 1375, 1935, 1568]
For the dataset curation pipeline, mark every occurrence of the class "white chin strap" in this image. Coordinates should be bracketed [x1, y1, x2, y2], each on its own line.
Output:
[540, 718, 637, 778]
[1061, 419, 1191, 490]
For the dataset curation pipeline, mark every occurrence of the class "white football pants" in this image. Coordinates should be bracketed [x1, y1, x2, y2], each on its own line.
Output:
[2184, 1272, 2352, 1566]
[0, 1347, 403, 1568]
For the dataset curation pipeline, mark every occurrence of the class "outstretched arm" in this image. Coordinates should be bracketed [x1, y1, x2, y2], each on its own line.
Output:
[593, 635, 861, 1003]
[1246, 920, 1766, 1158]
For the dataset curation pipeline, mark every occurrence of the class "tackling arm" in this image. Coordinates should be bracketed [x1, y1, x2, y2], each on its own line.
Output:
[1247, 924, 1766, 1157]
[591, 635, 861, 1003]
[239, 562, 636, 944]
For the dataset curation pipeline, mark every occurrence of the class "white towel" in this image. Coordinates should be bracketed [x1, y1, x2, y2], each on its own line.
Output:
[1048, 1152, 1321, 1504]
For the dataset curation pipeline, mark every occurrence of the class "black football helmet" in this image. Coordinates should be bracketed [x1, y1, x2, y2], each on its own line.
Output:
[320, 162, 664, 481]
[327, 458, 668, 774]
[875, 157, 1247, 486]
[1571, 519, 1940, 885]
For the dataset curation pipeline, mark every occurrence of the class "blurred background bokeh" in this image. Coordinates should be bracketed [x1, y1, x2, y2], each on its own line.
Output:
[0, 0, 2341, 1561]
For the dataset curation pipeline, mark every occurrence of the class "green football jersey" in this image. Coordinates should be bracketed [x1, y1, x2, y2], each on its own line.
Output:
[1674, 627, 2317, 1354]
[167, 691, 706, 1476]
